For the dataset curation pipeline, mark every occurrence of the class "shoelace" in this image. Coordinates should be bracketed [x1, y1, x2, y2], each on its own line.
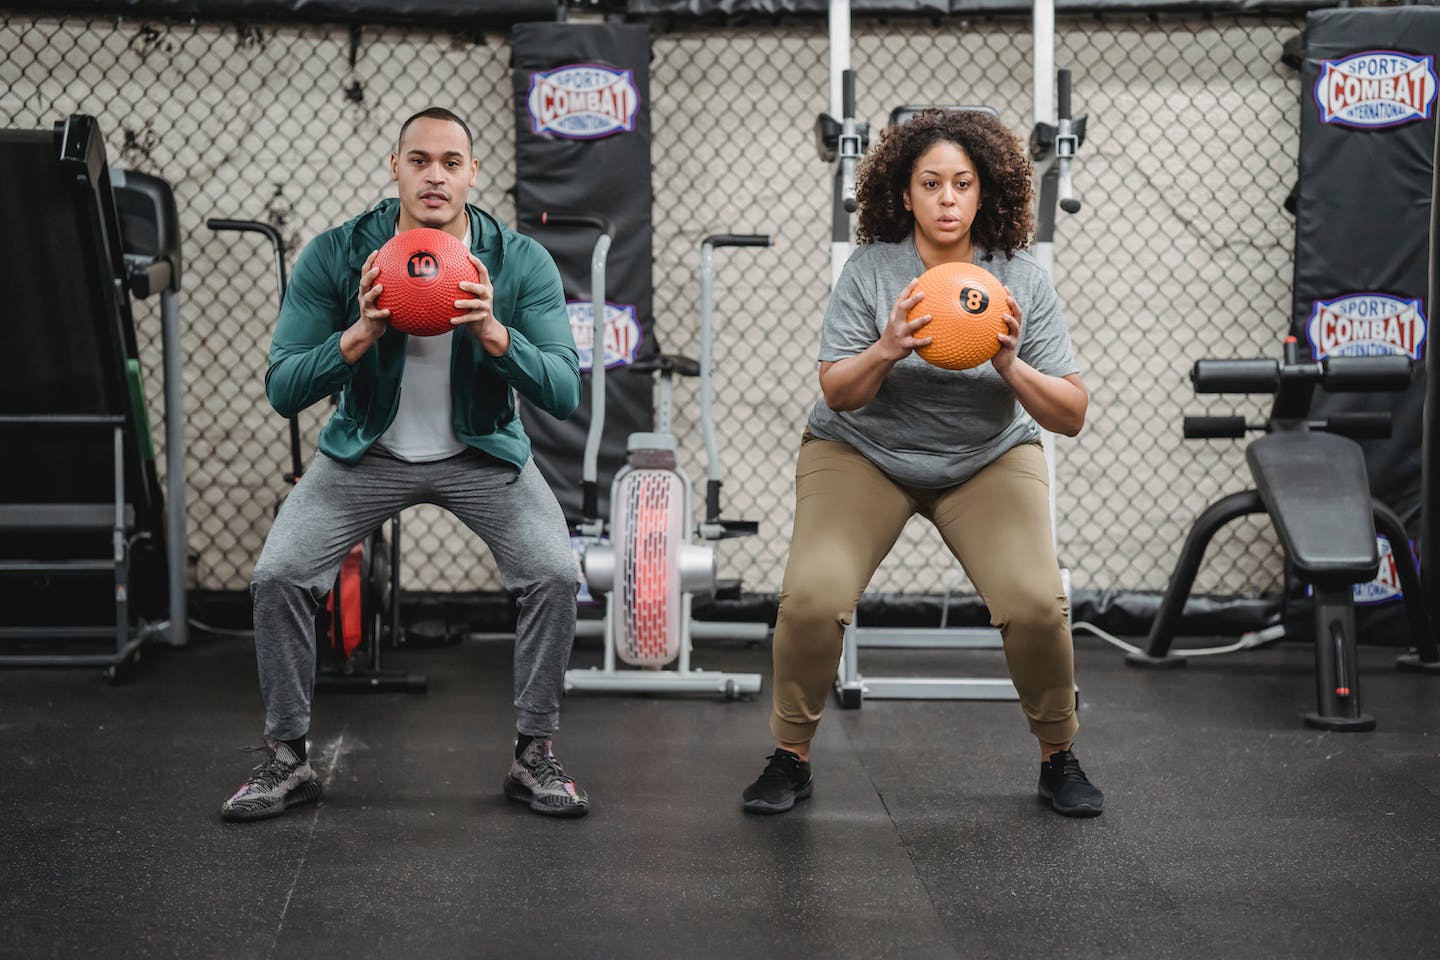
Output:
[1052, 752, 1090, 784]
[242, 746, 294, 791]
[527, 750, 572, 789]
[756, 752, 801, 786]
[251, 760, 290, 791]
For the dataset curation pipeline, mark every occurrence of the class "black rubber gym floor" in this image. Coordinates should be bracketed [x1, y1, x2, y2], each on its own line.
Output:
[2, 632, 1438, 959]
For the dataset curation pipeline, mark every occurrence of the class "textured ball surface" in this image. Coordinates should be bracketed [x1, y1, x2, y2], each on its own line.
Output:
[909, 261, 1008, 370]
[373, 227, 478, 337]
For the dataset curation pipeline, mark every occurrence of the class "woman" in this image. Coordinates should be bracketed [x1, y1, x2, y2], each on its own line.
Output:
[742, 109, 1103, 818]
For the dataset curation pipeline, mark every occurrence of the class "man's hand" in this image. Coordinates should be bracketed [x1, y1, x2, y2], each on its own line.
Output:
[340, 250, 391, 363]
[454, 254, 510, 357]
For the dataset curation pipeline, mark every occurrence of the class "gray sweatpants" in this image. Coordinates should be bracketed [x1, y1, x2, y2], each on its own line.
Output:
[250, 448, 577, 741]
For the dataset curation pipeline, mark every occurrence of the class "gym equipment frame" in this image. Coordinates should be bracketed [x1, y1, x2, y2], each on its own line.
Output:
[823, 0, 1086, 707]
[552, 216, 766, 698]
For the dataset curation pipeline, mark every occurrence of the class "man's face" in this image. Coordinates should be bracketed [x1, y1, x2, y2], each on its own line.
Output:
[390, 117, 478, 235]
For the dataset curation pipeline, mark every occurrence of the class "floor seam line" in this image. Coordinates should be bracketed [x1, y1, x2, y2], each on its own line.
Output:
[849, 731, 963, 960]
[266, 730, 348, 959]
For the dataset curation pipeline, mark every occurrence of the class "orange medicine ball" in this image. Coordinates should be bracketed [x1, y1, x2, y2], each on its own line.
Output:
[908, 261, 1009, 371]
[373, 227, 479, 336]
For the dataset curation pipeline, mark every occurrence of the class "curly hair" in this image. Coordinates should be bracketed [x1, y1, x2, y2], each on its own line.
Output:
[854, 109, 1034, 258]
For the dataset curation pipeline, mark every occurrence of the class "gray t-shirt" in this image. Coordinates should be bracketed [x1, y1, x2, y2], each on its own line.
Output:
[807, 236, 1077, 488]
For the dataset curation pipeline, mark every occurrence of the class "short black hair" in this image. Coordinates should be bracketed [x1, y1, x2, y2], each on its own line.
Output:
[396, 107, 474, 153]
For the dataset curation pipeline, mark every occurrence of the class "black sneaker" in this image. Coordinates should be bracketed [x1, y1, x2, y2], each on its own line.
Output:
[503, 739, 590, 818]
[1038, 748, 1104, 817]
[742, 749, 813, 814]
[220, 738, 322, 822]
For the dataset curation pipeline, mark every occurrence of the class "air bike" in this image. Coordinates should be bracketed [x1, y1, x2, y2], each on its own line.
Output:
[541, 214, 770, 699]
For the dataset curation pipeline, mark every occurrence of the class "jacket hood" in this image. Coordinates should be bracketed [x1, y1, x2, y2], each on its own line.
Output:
[343, 198, 508, 277]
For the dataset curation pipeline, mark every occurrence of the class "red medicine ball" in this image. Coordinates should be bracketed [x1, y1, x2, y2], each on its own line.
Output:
[373, 227, 478, 337]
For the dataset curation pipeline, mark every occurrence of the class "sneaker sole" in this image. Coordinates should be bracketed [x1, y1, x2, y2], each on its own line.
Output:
[742, 780, 814, 815]
[503, 777, 590, 818]
[220, 778, 323, 823]
[1037, 783, 1103, 818]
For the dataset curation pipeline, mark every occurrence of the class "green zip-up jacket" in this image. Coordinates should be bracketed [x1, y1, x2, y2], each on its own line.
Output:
[265, 199, 580, 468]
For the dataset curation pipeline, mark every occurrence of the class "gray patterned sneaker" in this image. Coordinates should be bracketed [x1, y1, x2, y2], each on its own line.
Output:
[220, 738, 322, 822]
[503, 739, 589, 818]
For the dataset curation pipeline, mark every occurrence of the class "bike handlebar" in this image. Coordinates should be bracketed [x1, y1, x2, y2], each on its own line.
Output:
[704, 234, 771, 248]
[207, 217, 287, 301]
[539, 212, 615, 238]
[1054, 69, 1081, 215]
[839, 69, 860, 215]
[206, 218, 281, 242]
[207, 217, 298, 477]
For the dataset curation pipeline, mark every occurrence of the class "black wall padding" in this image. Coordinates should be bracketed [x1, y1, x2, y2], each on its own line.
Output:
[2, 1, 553, 27]
[512, 22, 656, 525]
[1291, 5, 1439, 640]
[10, 0, 1325, 27]
[622, 0, 1323, 21]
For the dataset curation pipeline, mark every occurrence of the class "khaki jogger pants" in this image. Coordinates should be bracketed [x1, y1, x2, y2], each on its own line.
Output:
[769, 432, 1078, 745]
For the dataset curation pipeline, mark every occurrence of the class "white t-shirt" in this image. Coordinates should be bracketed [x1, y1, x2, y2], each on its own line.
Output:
[375, 227, 470, 463]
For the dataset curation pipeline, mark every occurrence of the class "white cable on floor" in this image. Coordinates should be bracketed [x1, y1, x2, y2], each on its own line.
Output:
[1071, 620, 1286, 658]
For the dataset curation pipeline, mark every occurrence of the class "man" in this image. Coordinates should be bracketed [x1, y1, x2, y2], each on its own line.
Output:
[221, 107, 589, 821]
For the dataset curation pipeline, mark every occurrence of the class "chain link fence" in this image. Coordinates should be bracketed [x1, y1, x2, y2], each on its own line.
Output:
[1, 9, 1307, 607]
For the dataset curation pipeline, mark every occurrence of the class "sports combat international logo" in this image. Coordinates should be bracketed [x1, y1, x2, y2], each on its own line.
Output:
[1304, 293, 1425, 604]
[567, 301, 642, 371]
[1305, 293, 1427, 360]
[1314, 51, 1436, 128]
[528, 64, 640, 140]
[1355, 535, 1416, 605]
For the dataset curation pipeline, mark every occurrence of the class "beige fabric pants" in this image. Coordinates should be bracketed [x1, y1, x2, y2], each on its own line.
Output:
[770, 432, 1078, 745]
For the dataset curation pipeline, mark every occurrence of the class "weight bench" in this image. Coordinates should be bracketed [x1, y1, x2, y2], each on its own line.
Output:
[1127, 340, 1438, 730]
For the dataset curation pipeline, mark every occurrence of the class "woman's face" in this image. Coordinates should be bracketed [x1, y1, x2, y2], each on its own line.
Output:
[903, 140, 981, 249]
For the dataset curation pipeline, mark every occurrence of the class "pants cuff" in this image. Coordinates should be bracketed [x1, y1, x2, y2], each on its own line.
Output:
[770, 713, 819, 745]
[515, 710, 559, 739]
[265, 719, 310, 742]
[1028, 713, 1079, 745]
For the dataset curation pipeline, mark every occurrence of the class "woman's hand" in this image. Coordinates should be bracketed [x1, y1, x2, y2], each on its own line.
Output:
[989, 287, 1088, 435]
[877, 278, 933, 361]
[992, 287, 1021, 375]
[819, 279, 936, 412]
